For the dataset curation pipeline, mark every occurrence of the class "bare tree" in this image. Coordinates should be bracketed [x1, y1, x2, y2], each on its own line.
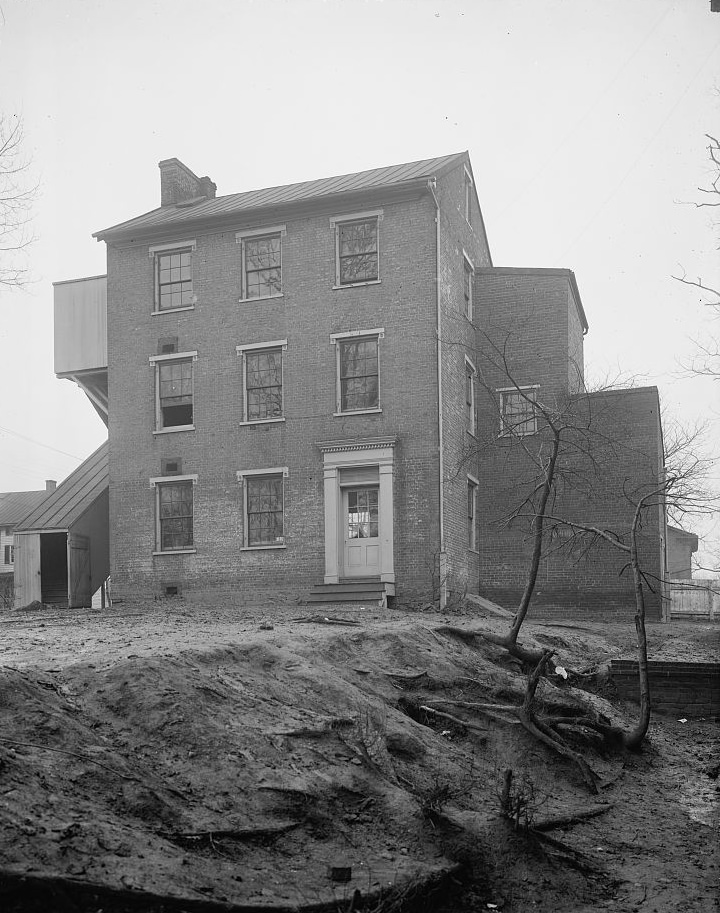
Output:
[673, 133, 720, 378]
[0, 113, 37, 289]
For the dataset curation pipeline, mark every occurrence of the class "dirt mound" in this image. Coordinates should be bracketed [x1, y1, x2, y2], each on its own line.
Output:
[0, 612, 717, 911]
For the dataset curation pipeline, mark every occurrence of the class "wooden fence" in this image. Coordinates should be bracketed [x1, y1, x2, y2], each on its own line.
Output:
[669, 579, 720, 620]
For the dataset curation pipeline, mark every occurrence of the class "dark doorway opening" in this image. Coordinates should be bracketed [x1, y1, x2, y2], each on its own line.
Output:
[41, 533, 68, 605]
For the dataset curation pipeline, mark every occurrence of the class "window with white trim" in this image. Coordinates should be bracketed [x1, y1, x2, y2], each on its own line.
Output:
[236, 340, 286, 423]
[154, 478, 195, 552]
[464, 169, 473, 225]
[330, 329, 383, 414]
[499, 386, 539, 436]
[237, 468, 288, 548]
[152, 244, 195, 312]
[236, 227, 285, 300]
[4, 544, 13, 565]
[332, 212, 382, 286]
[465, 358, 476, 436]
[150, 352, 196, 432]
[463, 254, 474, 321]
[467, 477, 478, 550]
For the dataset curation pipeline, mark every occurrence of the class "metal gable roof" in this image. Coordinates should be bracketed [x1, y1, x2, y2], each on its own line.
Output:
[94, 152, 468, 240]
[0, 490, 51, 528]
[14, 442, 109, 533]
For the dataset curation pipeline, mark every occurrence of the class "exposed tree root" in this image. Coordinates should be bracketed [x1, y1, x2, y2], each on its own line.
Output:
[532, 803, 614, 832]
[434, 625, 549, 666]
[418, 705, 490, 739]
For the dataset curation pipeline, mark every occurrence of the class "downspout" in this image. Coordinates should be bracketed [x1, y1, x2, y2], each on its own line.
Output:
[427, 179, 447, 608]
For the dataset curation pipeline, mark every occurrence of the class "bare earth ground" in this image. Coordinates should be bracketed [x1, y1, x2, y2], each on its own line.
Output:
[0, 598, 717, 912]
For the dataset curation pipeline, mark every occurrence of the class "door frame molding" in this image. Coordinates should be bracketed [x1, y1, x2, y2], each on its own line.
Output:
[319, 438, 395, 585]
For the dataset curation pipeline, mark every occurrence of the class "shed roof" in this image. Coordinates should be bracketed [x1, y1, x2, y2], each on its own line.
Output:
[94, 152, 469, 240]
[14, 442, 109, 533]
[0, 490, 51, 528]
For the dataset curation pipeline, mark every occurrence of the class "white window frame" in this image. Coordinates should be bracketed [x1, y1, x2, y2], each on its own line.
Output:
[330, 209, 383, 289]
[467, 473, 479, 552]
[464, 168, 473, 225]
[497, 384, 540, 437]
[330, 328, 384, 416]
[236, 467, 289, 550]
[463, 251, 474, 321]
[149, 240, 197, 314]
[465, 356, 477, 437]
[149, 474, 198, 555]
[235, 225, 286, 302]
[235, 339, 288, 425]
[149, 351, 198, 434]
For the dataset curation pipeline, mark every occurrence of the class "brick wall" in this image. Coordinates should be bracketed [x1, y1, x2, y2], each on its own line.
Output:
[106, 192, 446, 603]
[434, 164, 492, 601]
[611, 660, 720, 720]
[472, 269, 665, 621]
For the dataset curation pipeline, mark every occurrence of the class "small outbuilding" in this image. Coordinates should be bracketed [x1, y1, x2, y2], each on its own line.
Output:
[13, 442, 109, 608]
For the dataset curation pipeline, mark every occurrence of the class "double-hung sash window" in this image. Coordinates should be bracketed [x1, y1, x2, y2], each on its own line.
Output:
[150, 352, 197, 432]
[236, 340, 287, 424]
[330, 329, 384, 415]
[463, 253, 474, 321]
[467, 476, 478, 550]
[331, 211, 382, 286]
[236, 468, 288, 548]
[465, 357, 477, 436]
[150, 241, 196, 312]
[236, 226, 285, 300]
[150, 475, 198, 553]
[3, 544, 13, 565]
[498, 386, 539, 436]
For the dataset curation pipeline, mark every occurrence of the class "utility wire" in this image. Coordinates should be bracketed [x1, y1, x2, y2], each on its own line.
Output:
[0, 425, 83, 461]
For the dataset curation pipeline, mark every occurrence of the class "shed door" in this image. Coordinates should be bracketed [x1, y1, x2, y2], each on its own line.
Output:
[68, 533, 92, 608]
[13, 533, 41, 608]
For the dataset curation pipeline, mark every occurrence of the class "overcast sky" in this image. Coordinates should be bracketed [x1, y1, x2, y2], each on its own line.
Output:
[1, 0, 718, 563]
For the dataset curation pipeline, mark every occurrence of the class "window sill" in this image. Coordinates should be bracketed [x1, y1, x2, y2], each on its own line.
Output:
[151, 306, 195, 316]
[153, 548, 197, 556]
[238, 293, 284, 304]
[239, 418, 286, 427]
[154, 426, 195, 435]
[332, 280, 381, 290]
[498, 430, 537, 439]
[333, 408, 382, 417]
[240, 544, 287, 551]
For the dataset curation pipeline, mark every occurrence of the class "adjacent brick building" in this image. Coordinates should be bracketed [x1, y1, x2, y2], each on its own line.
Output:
[43, 152, 668, 617]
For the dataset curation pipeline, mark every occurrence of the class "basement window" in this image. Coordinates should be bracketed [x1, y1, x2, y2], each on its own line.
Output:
[150, 352, 197, 433]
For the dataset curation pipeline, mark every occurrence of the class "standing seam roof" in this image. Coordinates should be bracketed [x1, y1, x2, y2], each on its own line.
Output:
[14, 442, 109, 532]
[0, 491, 51, 527]
[94, 152, 468, 239]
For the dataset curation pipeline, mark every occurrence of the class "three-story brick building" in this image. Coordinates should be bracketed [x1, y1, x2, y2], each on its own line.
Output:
[27, 151, 667, 618]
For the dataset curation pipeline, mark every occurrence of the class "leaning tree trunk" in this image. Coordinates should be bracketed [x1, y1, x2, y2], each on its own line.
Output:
[623, 509, 651, 750]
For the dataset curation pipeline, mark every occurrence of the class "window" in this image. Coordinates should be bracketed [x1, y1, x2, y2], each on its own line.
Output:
[330, 329, 384, 415]
[150, 352, 197, 432]
[236, 468, 288, 548]
[499, 386, 539, 436]
[465, 358, 477, 436]
[331, 210, 382, 286]
[4, 544, 13, 564]
[467, 477, 478, 550]
[150, 241, 196, 312]
[236, 226, 285, 300]
[463, 253, 474, 321]
[236, 340, 287, 424]
[464, 168, 473, 224]
[151, 477, 197, 553]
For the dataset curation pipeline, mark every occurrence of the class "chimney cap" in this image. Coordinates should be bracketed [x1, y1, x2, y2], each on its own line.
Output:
[45, 480, 57, 491]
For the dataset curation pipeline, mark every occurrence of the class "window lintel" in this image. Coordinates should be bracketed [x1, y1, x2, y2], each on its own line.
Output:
[330, 327, 385, 344]
[149, 350, 198, 364]
[236, 467, 289, 481]
[235, 225, 286, 242]
[149, 474, 198, 488]
[236, 339, 288, 354]
[148, 240, 197, 258]
[329, 209, 383, 226]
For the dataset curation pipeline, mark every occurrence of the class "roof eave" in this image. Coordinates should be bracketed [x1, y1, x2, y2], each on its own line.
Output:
[93, 176, 435, 244]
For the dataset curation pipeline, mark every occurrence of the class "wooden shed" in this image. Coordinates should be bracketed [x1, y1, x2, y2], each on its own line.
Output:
[13, 442, 109, 609]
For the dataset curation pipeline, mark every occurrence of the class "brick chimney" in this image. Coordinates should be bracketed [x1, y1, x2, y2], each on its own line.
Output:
[45, 480, 56, 492]
[158, 159, 217, 207]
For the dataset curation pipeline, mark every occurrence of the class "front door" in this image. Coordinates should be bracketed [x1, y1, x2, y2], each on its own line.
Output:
[343, 486, 380, 577]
